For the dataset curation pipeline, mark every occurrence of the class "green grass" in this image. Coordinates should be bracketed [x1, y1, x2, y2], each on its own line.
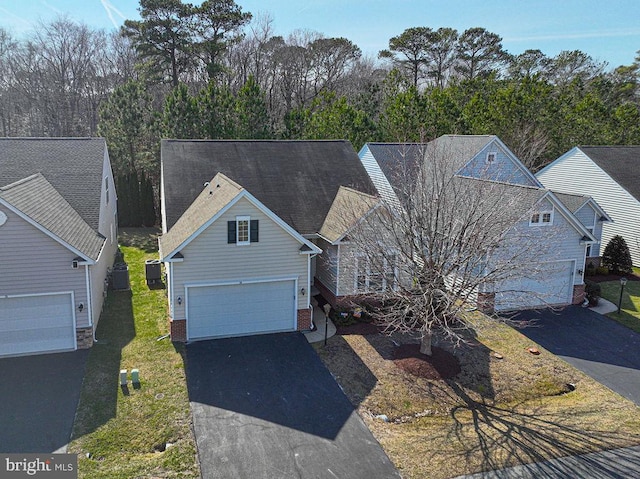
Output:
[68, 229, 199, 478]
[600, 279, 640, 334]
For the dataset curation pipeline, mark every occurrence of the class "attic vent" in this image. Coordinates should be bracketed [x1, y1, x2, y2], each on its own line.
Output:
[0, 211, 6, 227]
[486, 152, 497, 164]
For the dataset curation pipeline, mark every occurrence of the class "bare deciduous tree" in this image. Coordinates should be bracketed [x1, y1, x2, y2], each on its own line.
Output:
[336, 143, 568, 355]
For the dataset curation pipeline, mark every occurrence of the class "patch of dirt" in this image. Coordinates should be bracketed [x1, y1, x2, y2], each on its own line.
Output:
[393, 344, 461, 380]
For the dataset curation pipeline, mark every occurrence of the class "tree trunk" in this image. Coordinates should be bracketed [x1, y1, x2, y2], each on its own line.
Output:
[420, 331, 433, 356]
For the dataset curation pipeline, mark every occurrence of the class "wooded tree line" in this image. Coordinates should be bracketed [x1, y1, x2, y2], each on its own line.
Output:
[1, 0, 639, 224]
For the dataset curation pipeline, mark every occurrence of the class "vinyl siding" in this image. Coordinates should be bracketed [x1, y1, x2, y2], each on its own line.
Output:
[359, 146, 400, 206]
[0, 205, 90, 327]
[316, 238, 338, 293]
[495, 197, 586, 290]
[574, 203, 604, 257]
[537, 148, 640, 265]
[171, 197, 309, 320]
[457, 141, 540, 187]
[89, 151, 118, 328]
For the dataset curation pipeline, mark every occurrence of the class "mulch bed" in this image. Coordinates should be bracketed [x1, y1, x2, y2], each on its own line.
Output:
[393, 344, 461, 380]
[588, 273, 640, 283]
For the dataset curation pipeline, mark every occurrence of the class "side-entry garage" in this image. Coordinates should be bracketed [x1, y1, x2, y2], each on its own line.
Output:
[0, 292, 76, 357]
[186, 279, 297, 341]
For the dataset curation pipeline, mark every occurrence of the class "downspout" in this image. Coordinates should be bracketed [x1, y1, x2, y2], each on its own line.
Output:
[85, 264, 95, 342]
[308, 253, 317, 330]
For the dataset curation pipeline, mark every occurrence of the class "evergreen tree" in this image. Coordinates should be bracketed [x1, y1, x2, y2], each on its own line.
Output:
[602, 235, 633, 274]
[236, 75, 270, 139]
[163, 83, 202, 138]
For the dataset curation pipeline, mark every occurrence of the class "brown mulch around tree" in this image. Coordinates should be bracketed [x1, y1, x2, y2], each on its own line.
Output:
[392, 344, 461, 380]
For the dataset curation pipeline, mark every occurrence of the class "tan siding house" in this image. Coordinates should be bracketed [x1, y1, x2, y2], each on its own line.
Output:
[0, 138, 117, 357]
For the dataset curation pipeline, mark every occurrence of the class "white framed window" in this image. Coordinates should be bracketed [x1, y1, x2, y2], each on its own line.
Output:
[105, 177, 109, 204]
[236, 216, 250, 245]
[486, 152, 497, 164]
[354, 253, 398, 293]
[530, 210, 553, 226]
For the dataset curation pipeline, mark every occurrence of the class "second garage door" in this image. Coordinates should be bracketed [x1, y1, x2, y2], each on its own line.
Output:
[495, 260, 574, 312]
[186, 279, 296, 340]
[0, 293, 76, 357]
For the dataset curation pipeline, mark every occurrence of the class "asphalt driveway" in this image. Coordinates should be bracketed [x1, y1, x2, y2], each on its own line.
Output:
[514, 306, 640, 405]
[0, 349, 89, 453]
[186, 332, 400, 479]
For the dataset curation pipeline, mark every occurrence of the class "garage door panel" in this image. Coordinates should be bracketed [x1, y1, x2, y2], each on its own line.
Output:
[495, 261, 573, 311]
[187, 280, 296, 340]
[0, 294, 76, 357]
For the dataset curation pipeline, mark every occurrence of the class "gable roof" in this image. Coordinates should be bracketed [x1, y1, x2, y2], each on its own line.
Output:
[319, 186, 379, 243]
[161, 140, 378, 234]
[579, 146, 640, 201]
[0, 174, 105, 261]
[0, 138, 108, 230]
[159, 172, 321, 260]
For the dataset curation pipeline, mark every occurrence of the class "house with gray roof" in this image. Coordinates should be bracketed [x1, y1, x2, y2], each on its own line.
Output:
[0, 138, 117, 357]
[159, 140, 379, 342]
[359, 135, 605, 312]
[537, 146, 640, 265]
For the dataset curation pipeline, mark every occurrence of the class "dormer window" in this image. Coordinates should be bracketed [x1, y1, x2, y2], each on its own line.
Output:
[486, 152, 497, 164]
[530, 210, 553, 226]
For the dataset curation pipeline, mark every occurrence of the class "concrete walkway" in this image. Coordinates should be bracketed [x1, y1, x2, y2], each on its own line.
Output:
[589, 297, 618, 315]
[304, 305, 337, 344]
[455, 445, 640, 478]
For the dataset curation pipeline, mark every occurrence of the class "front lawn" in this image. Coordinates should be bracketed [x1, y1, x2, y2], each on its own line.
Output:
[68, 229, 200, 478]
[317, 316, 640, 479]
[600, 279, 640, 333]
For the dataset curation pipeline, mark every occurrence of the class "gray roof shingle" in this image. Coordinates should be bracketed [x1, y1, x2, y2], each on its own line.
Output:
[580, 146, 640, 201]
[0, 174, 105, 260]
[161, 140, 378, 234]
[0, 138, 107, 230]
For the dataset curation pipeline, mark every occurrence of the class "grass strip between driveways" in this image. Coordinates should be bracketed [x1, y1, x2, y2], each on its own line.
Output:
[600, 279, 640, 334]
[68, 229, 200, 478]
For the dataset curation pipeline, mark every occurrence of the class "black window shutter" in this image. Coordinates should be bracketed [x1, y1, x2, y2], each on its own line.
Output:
[227, 221, 236, 243]
[250, 220, 259, 242]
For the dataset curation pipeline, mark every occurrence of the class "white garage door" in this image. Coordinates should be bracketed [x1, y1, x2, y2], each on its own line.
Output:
[187, 280, 296, 340]
[0, 293, 76, 357]
[495, 260, 574, 311]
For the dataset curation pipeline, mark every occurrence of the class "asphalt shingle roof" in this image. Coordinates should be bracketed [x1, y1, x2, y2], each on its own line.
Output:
[159, 173, 243, 258]
[579, 146, 640, 201]
[0, 138, 107, 230]
[319, 186, 379, 243]
[161, 140, 378, 234]
[0, 174, 105, 260]
[552, 191, 591, 214]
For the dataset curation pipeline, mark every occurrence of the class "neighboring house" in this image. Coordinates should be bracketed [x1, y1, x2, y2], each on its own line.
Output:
[0, 138, 118, 357]
[359, 135, 602, 312]
[537, 146, 640, 265]
[159, 140, 379, 342]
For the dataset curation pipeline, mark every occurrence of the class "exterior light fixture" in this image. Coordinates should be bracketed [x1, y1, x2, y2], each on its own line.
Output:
[78, 303, 84, 312]
[618, 277, 628, 314]
[177, 296, 182, 306]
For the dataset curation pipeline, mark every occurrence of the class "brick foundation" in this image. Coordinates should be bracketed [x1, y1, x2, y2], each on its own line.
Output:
[170, 319, 187, 342]
[477, 292, 496, 314]
[76, 327, 94, 349]
[314, 279, 359, 309]
[297, 308, 312, 331]
[573, 284, 586, 305]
